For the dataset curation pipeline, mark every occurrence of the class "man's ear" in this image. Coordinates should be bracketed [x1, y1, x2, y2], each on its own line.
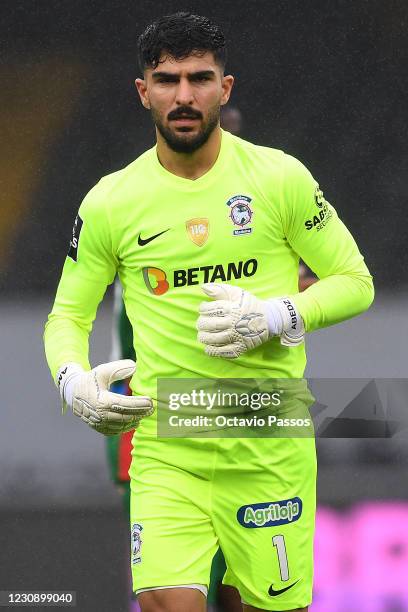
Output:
[220, 74, 234, 106]
[135, 78, 150, 109]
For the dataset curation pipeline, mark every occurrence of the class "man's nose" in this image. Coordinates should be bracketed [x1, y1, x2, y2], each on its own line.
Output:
[175, 78, 194, 105]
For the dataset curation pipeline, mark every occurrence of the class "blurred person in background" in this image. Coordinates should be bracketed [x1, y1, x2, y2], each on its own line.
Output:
[44, 12, 374, 612]
[298, 263, 316, 292]
[220, 106, 243, 136]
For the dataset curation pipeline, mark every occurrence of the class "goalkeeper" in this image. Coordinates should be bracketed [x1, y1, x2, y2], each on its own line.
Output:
[44, 12, 374, 612]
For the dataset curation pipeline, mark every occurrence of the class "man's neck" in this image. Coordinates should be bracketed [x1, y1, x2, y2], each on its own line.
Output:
[156, 127, 222, 180]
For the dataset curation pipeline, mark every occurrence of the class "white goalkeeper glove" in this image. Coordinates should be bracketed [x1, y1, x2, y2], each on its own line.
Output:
[197, 283, 304, 359]
[56, 359, 153, 435]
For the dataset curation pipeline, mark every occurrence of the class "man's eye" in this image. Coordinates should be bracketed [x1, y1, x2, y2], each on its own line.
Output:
[156, 77, 177, 84]
[196, 76, 210, 81]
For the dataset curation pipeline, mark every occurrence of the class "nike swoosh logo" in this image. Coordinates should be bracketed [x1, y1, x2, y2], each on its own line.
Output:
[138, 229, 169, 246]
[268, 579, 299, 597]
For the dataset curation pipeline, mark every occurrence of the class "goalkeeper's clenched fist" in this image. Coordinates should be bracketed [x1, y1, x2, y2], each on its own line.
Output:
[56, 359, 153, 435]
[197, 283, 304, 359]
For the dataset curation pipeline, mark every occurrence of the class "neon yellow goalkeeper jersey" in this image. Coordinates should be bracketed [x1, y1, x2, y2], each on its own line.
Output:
[44, 129, 373, 435]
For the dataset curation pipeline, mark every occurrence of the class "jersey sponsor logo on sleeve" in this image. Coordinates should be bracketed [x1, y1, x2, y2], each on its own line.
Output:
[226, 195, 254, 236]
[68, 215, 83, 261]
[237, 497, 302, 528]
[186, 218, 209, 246]
[304, 185, 333, 232]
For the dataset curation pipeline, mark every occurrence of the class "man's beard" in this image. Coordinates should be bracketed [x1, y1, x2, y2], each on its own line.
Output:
[151, 104, 220, 154]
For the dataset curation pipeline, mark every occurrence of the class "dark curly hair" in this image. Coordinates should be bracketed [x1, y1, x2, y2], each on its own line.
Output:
[137, 12, 227, 72]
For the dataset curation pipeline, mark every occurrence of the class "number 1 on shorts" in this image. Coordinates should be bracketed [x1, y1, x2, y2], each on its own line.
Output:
[272, 534, 289, 581]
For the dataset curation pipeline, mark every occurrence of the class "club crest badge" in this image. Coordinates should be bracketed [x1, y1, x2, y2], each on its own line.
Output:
[226, 195, 253, 236]
[131, 523, 143, 564]
[186, 218, 209, 246]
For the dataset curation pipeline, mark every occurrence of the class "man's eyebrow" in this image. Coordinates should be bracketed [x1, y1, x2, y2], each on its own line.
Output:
[151, 71, 177, 80]
[152, 70, 216, 80]
[189, 70, 216, 78]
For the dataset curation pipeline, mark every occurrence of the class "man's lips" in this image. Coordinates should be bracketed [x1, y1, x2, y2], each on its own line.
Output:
[171, 116, 200, 123]
[170, 117, 201, 130]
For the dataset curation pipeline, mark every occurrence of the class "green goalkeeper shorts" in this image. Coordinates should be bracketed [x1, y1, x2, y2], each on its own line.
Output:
[129, 435, 316, 611]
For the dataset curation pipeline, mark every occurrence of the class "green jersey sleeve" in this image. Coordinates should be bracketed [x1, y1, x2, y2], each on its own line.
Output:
[44, 180, 117, 379]
[279, 154, 374, 331]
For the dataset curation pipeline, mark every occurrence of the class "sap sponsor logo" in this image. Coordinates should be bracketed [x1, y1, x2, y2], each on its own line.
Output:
[304, 185, 333, 231]
[68, 215, 83, 262]
[226, 195, 254, 236]
[304, 208, 333, 231]
[142, 259, 258, 295]
[304, 202, 333, 232]
[237, 497, 302, 528]
[131, 523, 143, 565]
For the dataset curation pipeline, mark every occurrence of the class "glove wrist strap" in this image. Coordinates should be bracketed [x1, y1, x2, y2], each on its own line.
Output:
[264, 300, 285, 336]
[266, 298, 305, 347]
[56, 363, 84, 413]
